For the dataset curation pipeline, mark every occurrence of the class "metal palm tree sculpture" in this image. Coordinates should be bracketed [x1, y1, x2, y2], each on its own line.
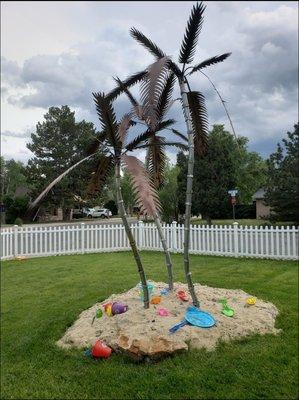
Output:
[28, 58, 185, 308]
[106, 1, 231, 307]
[114, 70, 188, 291]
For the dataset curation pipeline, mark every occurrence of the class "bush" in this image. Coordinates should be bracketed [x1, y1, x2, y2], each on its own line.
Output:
[104, 200, 118, 215]
[3, 196, 29, 224]
[14, 217, 23, 226]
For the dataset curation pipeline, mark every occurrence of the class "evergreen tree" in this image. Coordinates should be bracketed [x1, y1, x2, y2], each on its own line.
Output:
[177, 125, 267, 223]
[26, 106, 98, 219]
[265, 124, 299, 223]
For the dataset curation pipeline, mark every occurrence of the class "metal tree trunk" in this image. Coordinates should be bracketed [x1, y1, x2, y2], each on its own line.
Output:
[179, 78, 200, 308]
[115, 162, 149, 308]
[145, 143, 174, 290]
[153, 214, 174, 290]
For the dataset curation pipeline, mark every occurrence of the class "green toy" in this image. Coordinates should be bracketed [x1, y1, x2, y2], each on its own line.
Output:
[219, 299, 234, 317]
[91, 308, 103, 325]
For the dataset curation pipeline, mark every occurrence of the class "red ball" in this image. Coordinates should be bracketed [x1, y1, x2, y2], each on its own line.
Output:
[92, 340, 112, 359]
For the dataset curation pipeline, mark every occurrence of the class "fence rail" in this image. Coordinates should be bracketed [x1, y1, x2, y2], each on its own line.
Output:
[1, 222, 298, 261]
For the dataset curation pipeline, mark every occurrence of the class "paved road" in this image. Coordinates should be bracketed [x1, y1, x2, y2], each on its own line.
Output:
[2, 217, 138, 229]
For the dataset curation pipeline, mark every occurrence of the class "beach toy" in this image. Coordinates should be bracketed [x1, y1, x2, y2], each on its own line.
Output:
[157, 308, 171, 316]
[111, 302, 128, 315]
[91, 340, 112, 359]
[92, 308, 103, 324]
[84, 348, 93, 358]
[150, 296, 162, 305]
[177, 290, 189, 302]
[246, 297, 256, 306]
[160, 288, 169, 296]
[103, 303, 113, 316]
[138, 282, 154, 300]
[169, 305, 215, 333]
[219, 299, 234, 317]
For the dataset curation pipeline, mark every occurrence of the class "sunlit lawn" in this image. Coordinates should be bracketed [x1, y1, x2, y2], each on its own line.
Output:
[1, 251, 298, 399]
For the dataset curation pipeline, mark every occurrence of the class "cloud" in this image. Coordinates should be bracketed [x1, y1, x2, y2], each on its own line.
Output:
[1, 130, 31, 138]
[1, 1, 298, 162]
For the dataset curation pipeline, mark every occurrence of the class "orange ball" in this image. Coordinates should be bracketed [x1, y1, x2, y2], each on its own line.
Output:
[150, 296, 162, 305]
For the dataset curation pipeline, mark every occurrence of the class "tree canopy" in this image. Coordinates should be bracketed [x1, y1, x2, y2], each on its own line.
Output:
[265, 123, 299, 223]
[26, 106, 99, 218]
[176, 124, 267, 222]
[0, 157, 27, 200]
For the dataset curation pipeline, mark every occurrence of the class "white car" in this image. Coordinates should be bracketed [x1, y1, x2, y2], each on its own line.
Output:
[84, 207, 112, 219]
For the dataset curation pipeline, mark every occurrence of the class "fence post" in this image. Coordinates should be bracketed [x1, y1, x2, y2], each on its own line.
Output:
[13, 225, 19, 257]
[233, 222, 239, 257]
[81, 223, 85, 254]
[138, 220, 144, 249]
[172, 221, 177, 252]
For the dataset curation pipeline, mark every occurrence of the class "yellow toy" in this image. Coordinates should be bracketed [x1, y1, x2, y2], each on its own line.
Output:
[246, 297, 256, 305]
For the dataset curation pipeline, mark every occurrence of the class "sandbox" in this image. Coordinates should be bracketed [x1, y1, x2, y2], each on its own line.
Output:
[57, 282, 280, 360]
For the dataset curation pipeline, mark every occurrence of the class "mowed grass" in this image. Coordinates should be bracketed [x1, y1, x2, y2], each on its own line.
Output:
[191, 218, 296, 227]
[1, 252, 298, 400]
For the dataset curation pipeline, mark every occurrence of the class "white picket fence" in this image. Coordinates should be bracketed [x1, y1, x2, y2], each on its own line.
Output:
[1, 221, 298, 261]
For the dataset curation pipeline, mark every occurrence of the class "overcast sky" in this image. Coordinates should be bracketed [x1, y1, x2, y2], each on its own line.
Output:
[1, 1, 298, 164]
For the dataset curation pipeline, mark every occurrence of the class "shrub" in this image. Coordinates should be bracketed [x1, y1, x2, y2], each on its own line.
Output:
[14, 217, 23, 226]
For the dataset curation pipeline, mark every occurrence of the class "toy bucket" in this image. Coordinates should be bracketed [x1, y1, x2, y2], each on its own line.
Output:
[138, 282, 154, 300]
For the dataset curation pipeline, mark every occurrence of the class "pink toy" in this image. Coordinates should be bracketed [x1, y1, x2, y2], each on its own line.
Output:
[157, 308, 171, 316]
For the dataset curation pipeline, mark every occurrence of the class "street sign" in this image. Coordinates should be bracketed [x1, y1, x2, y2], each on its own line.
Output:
[228, 189, 238, 197]
[230, 197, 237, 205]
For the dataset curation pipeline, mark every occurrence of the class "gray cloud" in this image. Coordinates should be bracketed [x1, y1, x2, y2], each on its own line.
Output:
[1, 1, 298, 160]
[1, 130, 31, 138]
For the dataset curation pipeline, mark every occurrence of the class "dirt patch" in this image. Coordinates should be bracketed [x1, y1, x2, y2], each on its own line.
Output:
[57, 281, 280, 359]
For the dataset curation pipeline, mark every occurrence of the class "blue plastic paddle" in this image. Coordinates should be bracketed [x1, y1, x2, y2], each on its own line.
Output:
[169, 305, 216, 333]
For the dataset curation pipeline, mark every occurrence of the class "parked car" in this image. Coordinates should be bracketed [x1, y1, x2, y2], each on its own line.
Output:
[84, 207, 112, 219]
[72, 208, 85, 219]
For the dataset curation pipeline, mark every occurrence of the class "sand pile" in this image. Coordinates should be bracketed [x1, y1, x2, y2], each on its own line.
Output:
[57, 282, 280, 360]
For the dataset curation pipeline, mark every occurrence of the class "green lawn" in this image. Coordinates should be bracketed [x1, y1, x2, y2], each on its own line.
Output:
[191, 218, 296, 227]
[1, 252, 298, 400]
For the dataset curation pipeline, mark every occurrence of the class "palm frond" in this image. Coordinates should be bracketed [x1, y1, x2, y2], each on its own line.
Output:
[28, 155, 93, 210]
[140, 57, 170, 130]
[87, 154, 114, 196]
[130, 27, 182, 78]
[92, 92, 119, 150]
[121, 154, 161, 216]
[117, 113, 133, 145]
[136, 141, 188, 151]
[157, 72, 176, 121]
[187, 91, 209, 156]
[125, 128, 156, 152]
[189, 52, 231, 74]
[114, 78, 145, 120]
[114, 77, 139, 108]
[106, 70, 147, 101]
[148, 136, 166, 189]
[86, 131, 108, 156]
[130, 27, 165, 58]
[125, 119, 176, 151]
[171, 129, 188, 142]
[179, 2, 205, 65]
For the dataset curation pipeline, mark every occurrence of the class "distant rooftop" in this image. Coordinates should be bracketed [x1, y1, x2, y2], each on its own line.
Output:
[252, 188, 266, 200]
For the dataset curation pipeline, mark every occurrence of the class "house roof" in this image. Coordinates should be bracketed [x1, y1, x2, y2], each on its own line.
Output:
[252, 188, 266, 200]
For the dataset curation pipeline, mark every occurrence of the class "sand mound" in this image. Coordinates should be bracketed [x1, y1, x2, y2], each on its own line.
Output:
[57, 282, 280, 359]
